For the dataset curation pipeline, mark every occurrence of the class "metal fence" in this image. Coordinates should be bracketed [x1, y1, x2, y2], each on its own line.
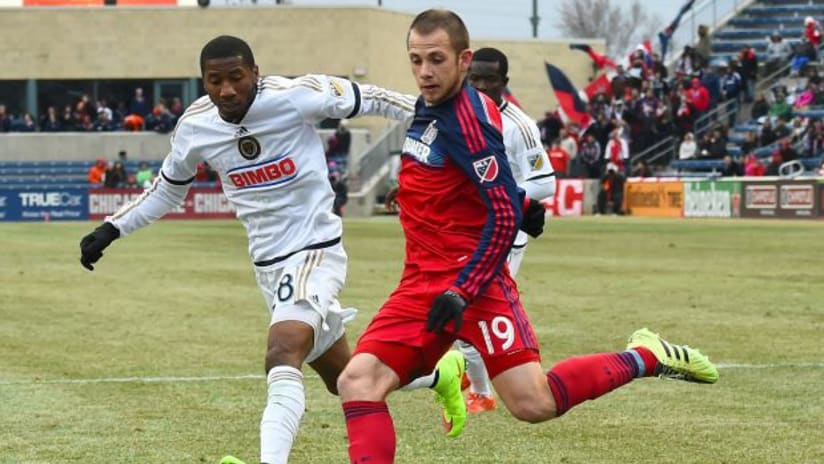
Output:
[347, 120, 408, 193]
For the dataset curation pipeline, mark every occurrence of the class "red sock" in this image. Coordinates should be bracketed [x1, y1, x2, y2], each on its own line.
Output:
[546, 351, 639, 415]
[343, 401, 395, 464]
[630, 346, 659, 377]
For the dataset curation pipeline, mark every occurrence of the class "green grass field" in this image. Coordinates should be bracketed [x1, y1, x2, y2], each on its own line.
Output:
[2, 217, 823, 464]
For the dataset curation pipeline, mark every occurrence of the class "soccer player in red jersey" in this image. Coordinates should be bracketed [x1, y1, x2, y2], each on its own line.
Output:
[337, 9, 718, 463]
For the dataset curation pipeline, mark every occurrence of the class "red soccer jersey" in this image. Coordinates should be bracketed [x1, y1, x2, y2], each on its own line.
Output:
[396, 83, 522, 302]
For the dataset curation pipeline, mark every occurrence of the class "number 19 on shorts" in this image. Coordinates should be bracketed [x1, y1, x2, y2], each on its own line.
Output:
[478, 316, 515, 354]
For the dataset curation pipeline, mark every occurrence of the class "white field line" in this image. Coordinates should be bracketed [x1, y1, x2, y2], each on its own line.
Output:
[0, 362, 822, 386]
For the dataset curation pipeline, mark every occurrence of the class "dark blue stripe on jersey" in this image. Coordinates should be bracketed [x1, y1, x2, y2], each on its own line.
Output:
[254, 237, 341, 267]
[526, 172, 556, 181]
[161, 171, 195, 185]
[346, 81, 362, 119]
[445, 85, 522, 300]
[226, 153, 290, 174]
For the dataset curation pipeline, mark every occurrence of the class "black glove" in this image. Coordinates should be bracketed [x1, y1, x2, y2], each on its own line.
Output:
[79, 222, 120, 271]
[520, 198, 546, 238]
[426, 290, 467, 333]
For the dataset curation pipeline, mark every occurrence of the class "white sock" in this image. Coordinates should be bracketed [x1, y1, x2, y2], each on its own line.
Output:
[400, 371, 438, 391]
[260, 366, 305, 464]
[459, 342, 491, 397]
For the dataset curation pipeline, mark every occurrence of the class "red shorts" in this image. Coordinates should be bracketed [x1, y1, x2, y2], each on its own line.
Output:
[354, 268, 541, 386]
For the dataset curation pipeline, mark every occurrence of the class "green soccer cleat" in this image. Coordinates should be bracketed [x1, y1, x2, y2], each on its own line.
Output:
[627, 328, 719, 384]
[432, 350, 468, 438]
[218, 456, 247, 464]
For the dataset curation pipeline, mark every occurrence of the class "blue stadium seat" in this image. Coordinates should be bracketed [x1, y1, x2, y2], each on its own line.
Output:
[745, 5, 824, 15]
[671, 159, 725, 171]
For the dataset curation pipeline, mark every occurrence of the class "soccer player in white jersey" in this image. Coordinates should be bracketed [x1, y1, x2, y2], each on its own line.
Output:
[78, 35, 424, 464]
[461, 47, 556, 412]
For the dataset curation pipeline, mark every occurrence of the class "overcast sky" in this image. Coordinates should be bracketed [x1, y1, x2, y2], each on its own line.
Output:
[286, 0, 683, 40]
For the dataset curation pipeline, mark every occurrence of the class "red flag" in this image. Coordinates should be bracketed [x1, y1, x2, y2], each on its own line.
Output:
[545, 63, 592, 130]
[584, 72, 614, 100]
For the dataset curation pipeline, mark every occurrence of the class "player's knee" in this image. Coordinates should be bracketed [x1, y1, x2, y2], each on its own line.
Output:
[507, 398, 558, 423]
[336, 357, 393, 401]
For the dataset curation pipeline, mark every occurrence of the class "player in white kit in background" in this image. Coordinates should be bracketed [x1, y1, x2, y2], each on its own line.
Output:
[461, 47, 556, 413]
[78, 36, 417, 464]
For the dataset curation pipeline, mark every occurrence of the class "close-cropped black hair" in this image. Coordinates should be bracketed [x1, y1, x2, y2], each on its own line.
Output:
[199, 35, 256, 74]
[473, 47, 508, 78]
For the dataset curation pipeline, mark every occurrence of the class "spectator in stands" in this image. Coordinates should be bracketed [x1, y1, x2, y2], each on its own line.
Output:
[604, 128, 629, 174]
[0, 104, 11, 132]
[775, 137, 798, 163]
[803, 119, 824, 157]
[104, 161, 128, 188]
[128, 87, 150, 118]
[679, 132, 698, 160]
[701, 65, 722, 109]
[807, 66, 822, 86]
[547, 139, 570, 178]
[329, 170, 348, 217]
[751, 93, 769, 120]
[93, 107, 118, 132]
[804, 16, 822, 58]
[559, 127, 578, 165]
[40, 106, 62, 132]
[596, 162, 624, 215]
[578, 131, 602, 179]
[123, 113, 144, 131]
[610, 65, 628, 100]
[75, 94, 96, 124]
[672, 85, 695, 136]
[14, 113, 37, 132]
[135, 162, 155, 189]
[631, 159, 651, 178]
[765, 151, 783, 176]
[769, 90, 792, 121]
[170, 97, 184, 119]
[686, 77, 710, 115]
[195, 161, 218, 183]
[333, 119, 352, 166]
[759, 118, 777, 147]
[739, 46, 758, 103]
[62, 104, 77, 131]
[88, 158, 107, 185]
[765, 32, 793, 77]
[701, 128, 727, 159]
[145, 103, 175, 133]
[790, 37, 816, 76]
[695, 25, 712, 68]
[741, 131, 758, 155]
[773, 118, 791, 141]
[720, 155, 742, 177]
[537, 110, 563, 145]
[744, 153, 765, 176]
[675, 46, 696, 76]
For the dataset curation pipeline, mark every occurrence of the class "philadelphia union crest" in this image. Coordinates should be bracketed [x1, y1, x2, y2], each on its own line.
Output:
[472, 155, 499, 183]
[238, 136, 261, 160]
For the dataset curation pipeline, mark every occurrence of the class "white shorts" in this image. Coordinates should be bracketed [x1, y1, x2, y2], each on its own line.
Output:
[254, 242, 351, 363]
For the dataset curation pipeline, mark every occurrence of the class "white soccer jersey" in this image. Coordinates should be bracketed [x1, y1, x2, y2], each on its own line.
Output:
[107, 75, 415, 264]
[498, 100, 555, 250]
[499, 100, 554, 196]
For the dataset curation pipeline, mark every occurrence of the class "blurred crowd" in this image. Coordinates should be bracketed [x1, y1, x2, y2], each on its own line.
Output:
[0, 87, 182, 134]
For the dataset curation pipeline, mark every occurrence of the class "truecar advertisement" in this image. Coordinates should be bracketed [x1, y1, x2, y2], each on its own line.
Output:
[683, 181, 741, 218]
[0, 188, 88, 221]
